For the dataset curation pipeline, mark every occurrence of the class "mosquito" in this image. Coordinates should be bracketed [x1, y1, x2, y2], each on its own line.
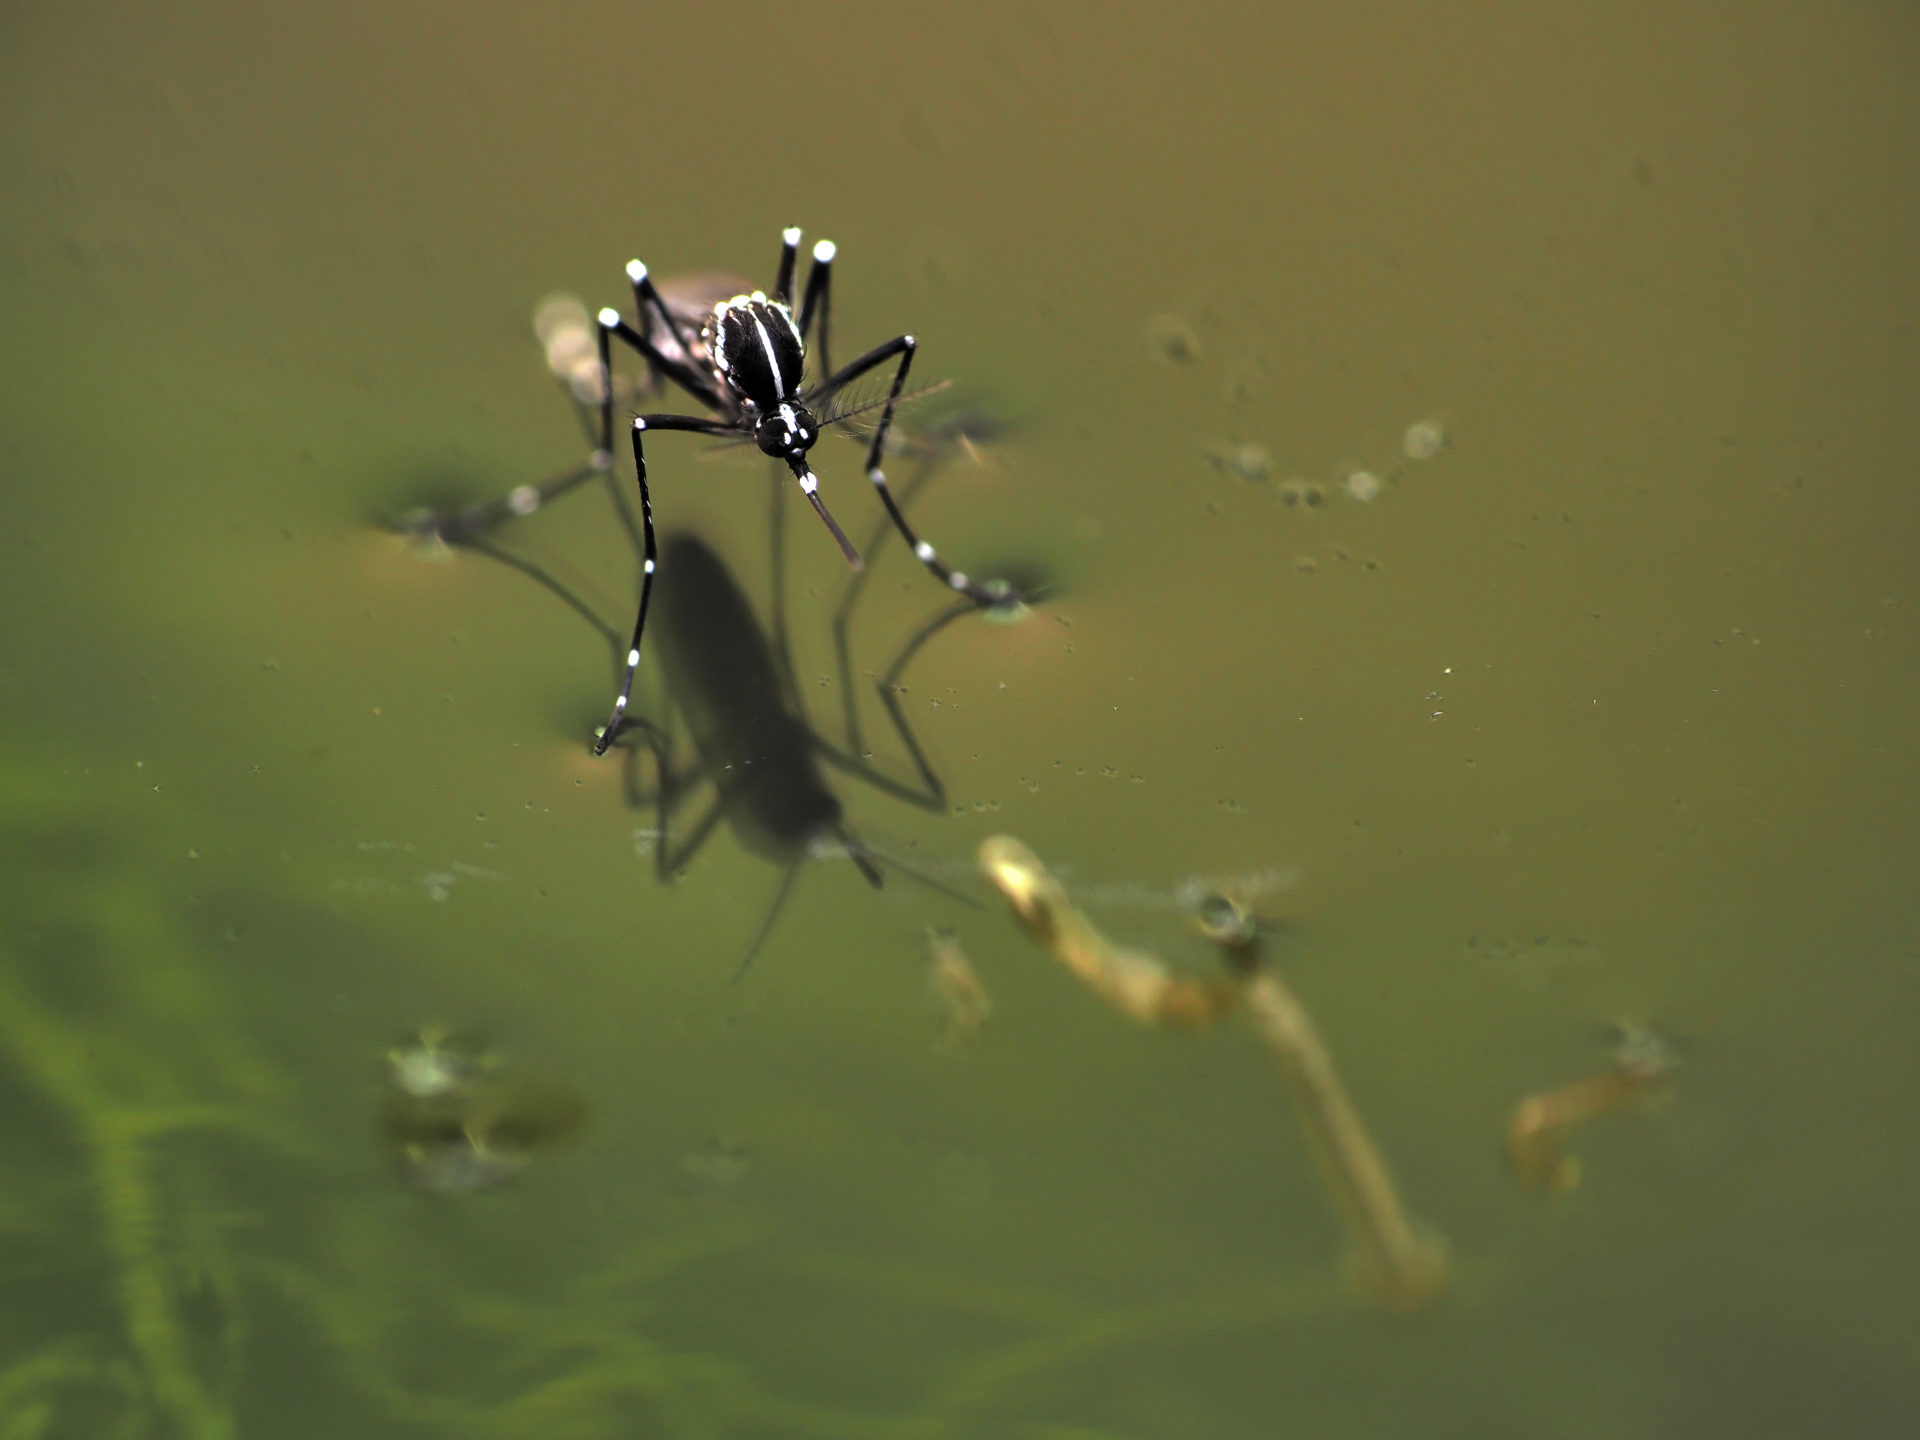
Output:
[554, 225, 1014, 759]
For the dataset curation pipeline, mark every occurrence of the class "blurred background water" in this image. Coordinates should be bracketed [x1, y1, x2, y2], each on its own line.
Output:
[3, 1, 1918, 1435]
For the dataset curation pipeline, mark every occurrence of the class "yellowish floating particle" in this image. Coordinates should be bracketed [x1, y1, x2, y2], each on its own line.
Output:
[1206, 441, 1273, 483]
[1145, 313, 1202, 364]
[926, 929, 992, 1050]
[1403, 419, 1447, 462]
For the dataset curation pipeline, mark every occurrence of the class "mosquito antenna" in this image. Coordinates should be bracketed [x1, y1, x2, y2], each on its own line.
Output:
[818, 377, 954, 433]
[846, 829, 982, 910]
[733, 858, 806, 982]
[837, 827, 887, 888]
[462, 537, 623, 658]
[690, 377, 952, 459]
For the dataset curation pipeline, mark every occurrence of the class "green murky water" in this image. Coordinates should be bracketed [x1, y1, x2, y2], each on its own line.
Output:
[4, 2, 1918, 1435]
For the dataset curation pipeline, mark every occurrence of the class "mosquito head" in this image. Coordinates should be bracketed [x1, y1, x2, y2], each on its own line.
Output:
[755, 402, 819, 461]
[708, 293, 807, 412]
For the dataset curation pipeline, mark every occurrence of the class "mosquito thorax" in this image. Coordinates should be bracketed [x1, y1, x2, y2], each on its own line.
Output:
[707, 292, 806, 411]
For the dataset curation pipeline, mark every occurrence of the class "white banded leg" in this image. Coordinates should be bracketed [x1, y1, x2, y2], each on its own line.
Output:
[796, 237, 835, 380]
[849, 335, 1011, 608]
[773, 225, 802, 306]
[592, 412, 731, 756]
[594, 292, 722, 455]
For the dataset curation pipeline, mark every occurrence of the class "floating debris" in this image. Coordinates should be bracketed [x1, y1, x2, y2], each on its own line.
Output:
[387, 1025, 491, 1101]
[1276, 479, 1324, 509]
[926, 928, 993, 1050]
[1191, 889, 1261, 960]
[978, 836, 1235, 1029]
[384, 1028, 587, 1195]
[1402, 419, 1447, 463]
[1236, 969, 1447, 1312]
[1343, 468, 1383, 503]
[1205, 440, 1274, 484]
[399, 1128, 530, 1195]
[977, 578, 1033, 626]
[677, 1136, 754, 1195]
[977, 834, 1444, 1312]
[1506, 1023, 1674, 1197]
[1145, 313, 1202, 365]
[532, 293, 611, 406]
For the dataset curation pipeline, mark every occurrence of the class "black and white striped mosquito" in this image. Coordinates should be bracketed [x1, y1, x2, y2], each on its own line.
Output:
[555, 225, 1007, 756]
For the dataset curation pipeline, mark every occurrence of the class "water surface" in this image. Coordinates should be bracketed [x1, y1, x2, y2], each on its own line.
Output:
[3, 2, 1917, 1435]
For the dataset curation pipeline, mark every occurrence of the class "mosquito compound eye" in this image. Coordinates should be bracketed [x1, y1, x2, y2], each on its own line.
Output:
[755, 414, 796, 457]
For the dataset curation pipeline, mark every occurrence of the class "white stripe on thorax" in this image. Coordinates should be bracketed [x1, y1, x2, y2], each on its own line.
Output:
[753, 316, 784, 398]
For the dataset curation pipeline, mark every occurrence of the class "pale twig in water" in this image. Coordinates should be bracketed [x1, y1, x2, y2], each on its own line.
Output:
[977, 836, 1237, 1030]
[1236, 971, 1446, 1312]
[976, 835, 1444, 1312]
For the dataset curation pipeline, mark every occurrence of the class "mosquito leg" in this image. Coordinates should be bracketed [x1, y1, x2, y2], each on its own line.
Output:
[766, 465, 801, 708]
[828, 447, 944, 759]
[629, 719, 721, 883]
[622, 261, 713, 388]
[611, 714, 679, 803]
[773, 226, 801, 307]
[657, 792, 727, 883]
[594, 412, 733, 756]
[398, 456, 608, 547]
[460, 537, 621, 655]
[595, 306, 723, 455]
[812, 598, 973, 812]
[869, 600, 974, 805]
[812, 336, 1014, 608]
[796, 238, 835, 382]
[821, 423, 990, 805]
[732, 859, 805, 981]
[862, 339, 1009, 606]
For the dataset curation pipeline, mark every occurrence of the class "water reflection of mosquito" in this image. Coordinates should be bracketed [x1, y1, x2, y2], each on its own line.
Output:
[461, 434, 1027, 975]
[402, 226, 1021, 756]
